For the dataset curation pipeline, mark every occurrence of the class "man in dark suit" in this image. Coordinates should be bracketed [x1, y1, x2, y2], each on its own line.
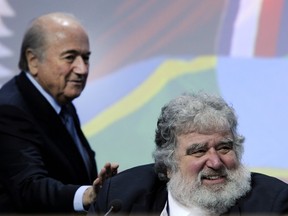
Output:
[0, 12, 117, 214]
[89, 92, 288, 215]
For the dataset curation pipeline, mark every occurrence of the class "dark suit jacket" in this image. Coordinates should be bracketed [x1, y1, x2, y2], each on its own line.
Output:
[0, 72, 97, 213]
[89, 164, 288, 215]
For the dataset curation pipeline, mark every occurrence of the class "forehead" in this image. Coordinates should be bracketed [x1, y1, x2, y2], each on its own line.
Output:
[177, 132, 233, 148]
[44, 21, 90, 51]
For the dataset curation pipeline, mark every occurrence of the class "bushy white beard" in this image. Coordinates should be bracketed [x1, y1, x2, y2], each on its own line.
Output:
[167, 164, 251, 215]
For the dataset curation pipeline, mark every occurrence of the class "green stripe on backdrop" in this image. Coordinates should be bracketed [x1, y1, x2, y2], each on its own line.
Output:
[88, 68, 219, 171]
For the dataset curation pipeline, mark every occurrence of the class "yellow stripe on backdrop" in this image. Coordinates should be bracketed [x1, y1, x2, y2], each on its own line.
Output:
[83, 56, 217, 137]
[250, 168, 288, 183]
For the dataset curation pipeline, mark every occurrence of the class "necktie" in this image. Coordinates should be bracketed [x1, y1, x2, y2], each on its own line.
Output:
[60, 105, 91, 176]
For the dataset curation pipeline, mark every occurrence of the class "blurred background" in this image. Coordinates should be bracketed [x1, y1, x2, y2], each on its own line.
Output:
[0, 0, 287, 181]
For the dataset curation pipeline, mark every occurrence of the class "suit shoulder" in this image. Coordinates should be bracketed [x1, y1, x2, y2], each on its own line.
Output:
[249, 172, 288, 204]
[251, 172, 288, 189]
[119, 163, 155, 174]
[94, 163, 166, 213]
[106, 163, 162, 190]
[0, 76, 23, 106]
[114, 164, 157, 181]
[233, 172, 288, 212]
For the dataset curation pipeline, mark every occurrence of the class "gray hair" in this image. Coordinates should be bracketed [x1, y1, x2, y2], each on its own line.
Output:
[153, 92, 244, 180]
[18, 20, 45, 71]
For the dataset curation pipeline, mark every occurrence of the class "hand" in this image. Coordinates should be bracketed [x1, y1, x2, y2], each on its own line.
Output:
[82, 162, 119, 210]
[94, 162, 119, 192]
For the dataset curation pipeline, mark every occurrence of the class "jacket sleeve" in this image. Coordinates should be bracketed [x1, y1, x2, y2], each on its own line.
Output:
[0, 105, 79, 213]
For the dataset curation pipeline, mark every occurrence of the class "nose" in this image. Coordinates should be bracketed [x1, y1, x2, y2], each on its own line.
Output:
[206, 149, 223, 169]
[73, 56, 88, 75]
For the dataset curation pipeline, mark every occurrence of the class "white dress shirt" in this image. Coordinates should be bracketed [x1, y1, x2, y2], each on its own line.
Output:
[160, 190, 218, 216]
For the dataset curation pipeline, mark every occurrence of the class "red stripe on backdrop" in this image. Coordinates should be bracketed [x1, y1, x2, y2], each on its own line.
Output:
[90, 1, 191, 80]
[255, 0, 283, 56]
[140, 0, 223, 58]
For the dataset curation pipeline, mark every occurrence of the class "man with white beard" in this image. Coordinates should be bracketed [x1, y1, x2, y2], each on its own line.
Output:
[89, 92, 288, 215]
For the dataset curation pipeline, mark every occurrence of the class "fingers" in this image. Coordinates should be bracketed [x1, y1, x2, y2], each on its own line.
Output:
[93, 177, 102, 193]
[93, 162, 119, 193]
[111, 163, 119, 174]
[99, 166, 108, 178]
[101, 162, 119, 178]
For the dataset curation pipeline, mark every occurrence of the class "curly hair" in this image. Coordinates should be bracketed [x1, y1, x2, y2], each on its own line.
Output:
[153, 92, 244, 180]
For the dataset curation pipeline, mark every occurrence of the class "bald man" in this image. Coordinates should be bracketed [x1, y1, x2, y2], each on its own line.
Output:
[0, 12, 117, 214]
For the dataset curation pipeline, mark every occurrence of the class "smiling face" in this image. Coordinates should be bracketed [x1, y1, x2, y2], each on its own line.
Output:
[175, 132, 238, 187]
[167, 131, 251, 213]
[26, 15, 91, 105]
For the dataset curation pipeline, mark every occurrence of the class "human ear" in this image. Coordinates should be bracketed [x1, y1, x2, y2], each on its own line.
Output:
[26, 49, 39, 76]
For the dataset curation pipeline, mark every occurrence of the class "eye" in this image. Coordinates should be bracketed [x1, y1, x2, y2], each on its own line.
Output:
[82, 55, 90, 64]
[217, 142, 233, 154]
[186, 147, 207, 157]
[65, 54, 76, 62]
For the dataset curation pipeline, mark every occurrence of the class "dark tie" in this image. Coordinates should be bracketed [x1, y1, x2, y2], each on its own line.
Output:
[60, 105, 91, 176]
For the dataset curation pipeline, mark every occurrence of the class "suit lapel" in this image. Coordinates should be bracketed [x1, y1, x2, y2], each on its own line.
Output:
[129, 183, 167, 214]
[16, 72, 94, 181]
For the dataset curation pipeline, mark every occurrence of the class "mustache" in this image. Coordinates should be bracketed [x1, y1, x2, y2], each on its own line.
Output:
[198, 167, 228, 181]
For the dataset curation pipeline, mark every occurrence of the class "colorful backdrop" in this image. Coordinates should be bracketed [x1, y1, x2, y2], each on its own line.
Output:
[0, 0, 287, 181]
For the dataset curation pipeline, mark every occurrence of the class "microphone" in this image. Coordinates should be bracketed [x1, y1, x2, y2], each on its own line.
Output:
[104, 199, 122, 216]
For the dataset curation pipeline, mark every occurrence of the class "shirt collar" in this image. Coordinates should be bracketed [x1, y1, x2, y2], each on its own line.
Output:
[168, 191, 191, 216]
[25, 72, 61, 114]
[167, 190, 215, 216]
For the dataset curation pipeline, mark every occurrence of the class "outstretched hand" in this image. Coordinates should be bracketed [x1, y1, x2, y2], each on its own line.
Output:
[93, 162, 119, 193]
[82, 162, 119, 210]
